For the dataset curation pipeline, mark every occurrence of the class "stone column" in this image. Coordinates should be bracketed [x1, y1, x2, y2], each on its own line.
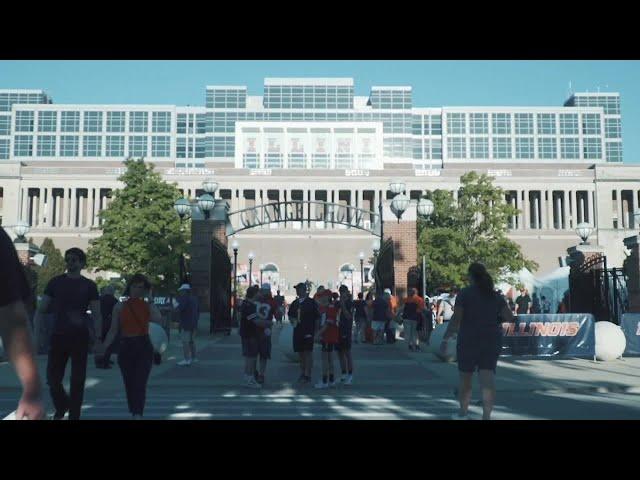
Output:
[622, 191, 630, 229]
[586, 190, 592, 225]
[46, 188, 54, 227]
[62, 189, 69, 227]
[617, 189, 623, 229]
[534, 194, 540, 230]
[562, 190, 568, 230]
[522, 190, 529, 230]
[37, 189, 45, 226]
[21, 188, 28, 222]
[92, 188, 99, 227]
[624, 235, 640, 312]
[55, 192, 62, 227]
[70, 188, 77, 228]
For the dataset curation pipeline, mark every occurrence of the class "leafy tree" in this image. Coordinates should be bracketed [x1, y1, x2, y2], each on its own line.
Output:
[87, 158, 190, 291]
[418, 171, 538, 291]
[34, 237, 66, 296]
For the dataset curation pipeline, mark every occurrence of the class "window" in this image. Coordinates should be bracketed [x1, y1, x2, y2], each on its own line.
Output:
[60, 135, 79, 156]
[213, 136, 234, 158]
[176, 137, 186, 158]
[515, 113, 533, 135]
[537, 113, 556, 135]
[83, 111, 103, 132]
[606, 141, 622, 162]
[0, 115, 10, 135]
[430, 115, 442, 135]
[515, 137, 534, 159]
[492, 137, 511, 159]
[583, 138, 601, 159]
[582, 113, 601, 135]
[0, 139, 9, 159]
[559, 114, 579, 135]
[15, 111, 34, 132]
[37, 135, 56, 156]
[177, 114, 187, 134]
[61, 111, 80, 132]
[605, 118, 621, 138]
[447, 137, 466, 159]
[38, 111, 57, 132]
[446, 113, 466, 134]
[107, 111, 125, 132]
[152, 112, 171, 133]
[288, 153, 306, 168]
[560, 138, 580, 159]
[432, 138, 442, 159]
[129, 136, 148, 157]
[469, 137, 489, 159]
[106, 136, 124, 157]
[14, 135, 33, 156]
[538, 137, 557, 159]
[492, 113, 511, 135]
[129, 112, 148, 133]
[151, 136, 170, 157]
[469, 113, 488, 134]
[83, 136, 102, 157]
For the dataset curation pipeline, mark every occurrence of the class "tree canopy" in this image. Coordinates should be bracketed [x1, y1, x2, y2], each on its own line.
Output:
[87, 158, 189, 290]
[34, 237, 66, 296]
[417, 171, 538, 290]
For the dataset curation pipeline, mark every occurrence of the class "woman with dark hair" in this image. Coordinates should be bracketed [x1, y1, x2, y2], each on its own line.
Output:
[99, 274, 161, 419]
[440, 263, 513, 420]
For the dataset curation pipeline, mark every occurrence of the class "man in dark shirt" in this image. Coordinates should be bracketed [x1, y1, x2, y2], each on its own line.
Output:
[274, 290, 286, 326]
[336, 285, 355, 384]
[371, 291, 392, 345]
[515, 288, 532, 315]
[240, 285, 261, 388]
[0, 227, 45, 420]
[35, 247, 102, 420]
[288, 282, 320, 384]
[353, 292, 367, 344]
[96, 285, 118, 369]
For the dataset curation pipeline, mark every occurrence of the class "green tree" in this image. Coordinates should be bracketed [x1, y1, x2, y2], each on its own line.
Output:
[87, 158, 189, 290]
[418, 171, 538, 290]
[34, 237, 66, 296]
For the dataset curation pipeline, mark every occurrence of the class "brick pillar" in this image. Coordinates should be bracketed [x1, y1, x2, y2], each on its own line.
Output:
[382, 200, 417, 299]
[190, 199, 229, 314]
[624, 235, 640, 312]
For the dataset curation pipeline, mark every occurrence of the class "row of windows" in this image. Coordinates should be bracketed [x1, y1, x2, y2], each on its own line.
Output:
[446, 137, 602, 160]
[0, 93, 49, 112]
[369, 91, 412, 110]
[12, 135, 172, 158]
[0, 115, 10, 135]
[12, 111, 173, 133]
[205, 90, 247, 109]
[572, 96, 620, 115]
[445, 112, 603, 136]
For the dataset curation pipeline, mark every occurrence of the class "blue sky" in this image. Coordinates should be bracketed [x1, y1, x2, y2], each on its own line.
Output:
[1, 60, 638, 163]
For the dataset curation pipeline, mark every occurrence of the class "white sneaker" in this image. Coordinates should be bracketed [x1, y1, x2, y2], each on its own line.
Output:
[314, 381, 329, 389]
[451, 412, 470, 420]
[245, 378, 262, 389]
[344, 375, 353, 385]
[177, 359, 192, 366]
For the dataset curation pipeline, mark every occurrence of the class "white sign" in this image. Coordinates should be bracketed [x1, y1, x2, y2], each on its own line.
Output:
[250, 169, 272, 176]
[558, 170, 581, 177]
[415, 169, 441, 177]
[487, 169, 512, 177]
[345, 169, 370, 177]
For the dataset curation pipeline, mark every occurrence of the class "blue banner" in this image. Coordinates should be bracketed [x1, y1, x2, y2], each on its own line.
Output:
[621, 313, 640, 356]
[500, 314, 595, 358]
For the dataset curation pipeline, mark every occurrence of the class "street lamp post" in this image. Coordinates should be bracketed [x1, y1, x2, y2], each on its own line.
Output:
[248, 252, 255, 286]
[232, 239, 239, 326]
[173, 198, 191, 284]
[359, 251, 365, 294]
[575, 222, 593, 245]
[349, 264, 355, 293]
[259, 264, 264, 286]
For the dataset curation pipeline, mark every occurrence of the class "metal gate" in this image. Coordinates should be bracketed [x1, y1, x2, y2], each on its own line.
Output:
[569, 254, 628, 324]
[374, 238, 395, 294]
[209, 237, 232, 334]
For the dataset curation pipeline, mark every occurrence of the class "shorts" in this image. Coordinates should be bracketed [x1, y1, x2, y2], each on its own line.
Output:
[293, 331, 314, 353]
[241, 337, 259, 358]
[456, 342, 500, 373]
[258, 335, 272, 360]
[336, 334, 352, 352]
[372, 321, 385, 332]
[321, 342, 337, 352]
[181, 329, 195, 343]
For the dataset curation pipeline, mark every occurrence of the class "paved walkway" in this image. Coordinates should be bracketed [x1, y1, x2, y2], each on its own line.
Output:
[2, 322, 640, 419]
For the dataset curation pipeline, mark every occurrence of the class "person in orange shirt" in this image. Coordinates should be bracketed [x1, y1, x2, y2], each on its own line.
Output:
[399, 288, 425, 351]
[314, 290, 339, 388]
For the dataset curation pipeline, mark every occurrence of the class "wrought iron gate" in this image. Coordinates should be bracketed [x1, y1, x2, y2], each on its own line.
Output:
[374, 238, 395, 294]
[210, 237, 232, 334]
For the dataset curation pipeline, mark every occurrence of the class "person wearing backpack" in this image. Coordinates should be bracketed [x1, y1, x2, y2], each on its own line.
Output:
[99, 274, 161, 419]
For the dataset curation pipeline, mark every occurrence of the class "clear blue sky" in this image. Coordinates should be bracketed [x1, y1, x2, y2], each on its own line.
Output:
[1, 60, 638, 163]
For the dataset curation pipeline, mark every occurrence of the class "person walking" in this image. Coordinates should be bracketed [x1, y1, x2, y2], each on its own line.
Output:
[440, 263, 513, 420]
[515, 288, 532, 315]
[99, 274, 161, 419]
[336, 285, 355, 384]
[400, 288, 425, 351]
[239, 285, 262, 389]
[437, 288, 458, 324]
[371, 290, 392, 345]
[96, 285, 118, 369]
[35, 247, 102, 420]
[254, 283, 275, 385]
[353, 292, 367, 344]
[274, 289, 286, 326]
[174, 283, 199, 366]
[0, 226, 45, 420]
[314, 289, 339, 389]
[288, 282, 320, 384]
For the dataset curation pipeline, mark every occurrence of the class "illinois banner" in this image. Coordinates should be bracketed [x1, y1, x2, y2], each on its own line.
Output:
[500, 314, 595, 358]
[621, 313, 640, 356]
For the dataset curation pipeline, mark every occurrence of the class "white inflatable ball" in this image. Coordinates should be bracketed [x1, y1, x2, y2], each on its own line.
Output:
[149, 322, 169, 354]
[429, 323, 457, 362]
[595, 321, 626, 361]
[278, 323, 299, 363]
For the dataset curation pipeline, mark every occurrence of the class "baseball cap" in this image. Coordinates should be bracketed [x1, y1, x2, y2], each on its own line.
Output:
[384, 288, 392, 295]
[178, 284, 191, 291]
